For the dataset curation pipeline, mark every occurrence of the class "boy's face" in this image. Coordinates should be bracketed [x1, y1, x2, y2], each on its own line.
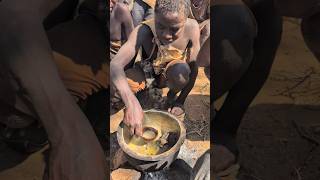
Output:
[155, 12, 186, 45]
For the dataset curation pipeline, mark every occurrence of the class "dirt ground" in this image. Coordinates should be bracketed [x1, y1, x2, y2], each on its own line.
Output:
[216, 18, 320, 180]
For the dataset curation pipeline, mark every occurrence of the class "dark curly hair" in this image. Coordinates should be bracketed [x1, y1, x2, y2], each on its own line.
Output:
[155, 0, 190, 18]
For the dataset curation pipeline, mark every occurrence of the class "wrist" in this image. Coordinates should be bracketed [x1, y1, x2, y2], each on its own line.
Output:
[173, 101, 184, 108]
[119, 89, 137, 107]
[174, 96, 186, 106]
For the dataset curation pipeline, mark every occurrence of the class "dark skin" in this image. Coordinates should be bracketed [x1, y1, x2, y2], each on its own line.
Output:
[208, 0, 256, 174]
[190, 0, 210, 66]
[190, 0, 209, 22]
[196, 35, 210, 67]
[190, 0, 210, 46]
[111, 12, 200, 135]
[210, 0, 320, 175]
[0, 0, 106, 179]
[110, 0, 134, 42]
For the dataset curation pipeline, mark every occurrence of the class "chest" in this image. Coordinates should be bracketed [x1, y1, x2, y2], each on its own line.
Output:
[109, 12, 123, 39]
[141, 37, 191, 61]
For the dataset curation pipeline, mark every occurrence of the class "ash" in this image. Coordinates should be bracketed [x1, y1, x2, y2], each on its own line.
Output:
[142, 170, 169, 180]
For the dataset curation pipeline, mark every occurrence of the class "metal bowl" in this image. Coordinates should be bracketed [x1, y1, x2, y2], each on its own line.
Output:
[117, 109, 186, 172]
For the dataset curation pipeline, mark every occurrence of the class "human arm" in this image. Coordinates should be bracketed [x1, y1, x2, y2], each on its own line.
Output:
[110, 25, 148, 135]
[0, 5, 106, 180]
[170, 20, 200, 115]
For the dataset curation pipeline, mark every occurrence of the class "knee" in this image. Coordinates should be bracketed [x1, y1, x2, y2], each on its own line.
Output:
[212, 4, 256, 53]
[212, 4, 256, 70]
[165, 61, 191, 91]
[212, 4, 256, 40]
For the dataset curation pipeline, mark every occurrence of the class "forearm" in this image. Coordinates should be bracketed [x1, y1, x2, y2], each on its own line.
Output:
[175, 61, 198, 105]
[110, 61, 136, 107]
[0, 16, 98, 147]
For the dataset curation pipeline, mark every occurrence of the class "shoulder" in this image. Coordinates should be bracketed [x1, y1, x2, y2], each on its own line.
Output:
[185, 18, 200, 31]
[114, 3, 131, 18]
[184, 18, 200, 37]
[126, 23, 153, 46]
[114, 2, 129, 12]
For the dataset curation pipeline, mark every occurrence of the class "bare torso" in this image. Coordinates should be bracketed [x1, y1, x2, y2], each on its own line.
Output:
[110, 3, 131, 41]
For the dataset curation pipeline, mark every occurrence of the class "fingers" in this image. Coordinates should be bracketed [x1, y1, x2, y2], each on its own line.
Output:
[172, 108, 179, 115]
[123, 105, 143, 136]
[130, 126, 135, 135]
[135, 123, 143, 136]
[125, 115, 143, 136]
[168, 107, 184, 116]
[129, 124, 142, 136]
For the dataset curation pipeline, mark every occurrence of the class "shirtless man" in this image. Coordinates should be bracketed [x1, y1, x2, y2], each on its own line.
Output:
[110, 0, 134, 59]
[110, 0, 200, 135]
[0, 0, 106, 179]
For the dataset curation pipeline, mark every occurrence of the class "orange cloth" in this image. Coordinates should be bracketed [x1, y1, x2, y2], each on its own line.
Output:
[53, 51, 108, 101]
[125, 65, 146, 93]
[127, 78, 146, 93]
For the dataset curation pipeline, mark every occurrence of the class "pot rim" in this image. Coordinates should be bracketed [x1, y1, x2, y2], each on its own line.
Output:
[117, 109, 186, 161]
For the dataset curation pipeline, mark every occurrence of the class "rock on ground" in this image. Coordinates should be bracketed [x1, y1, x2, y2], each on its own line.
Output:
[111, 168, 141, 180]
